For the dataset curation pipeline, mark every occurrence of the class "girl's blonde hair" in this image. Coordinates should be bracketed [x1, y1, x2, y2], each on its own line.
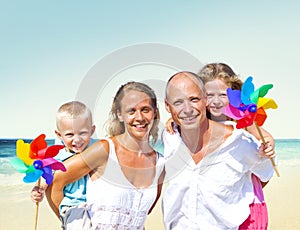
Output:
[198, 63, 243, 90]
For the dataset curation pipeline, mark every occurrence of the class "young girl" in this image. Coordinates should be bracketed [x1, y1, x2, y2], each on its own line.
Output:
[201, 63, 276, 229]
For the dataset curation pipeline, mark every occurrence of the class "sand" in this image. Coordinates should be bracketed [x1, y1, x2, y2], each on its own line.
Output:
[1, 165, 299, 230]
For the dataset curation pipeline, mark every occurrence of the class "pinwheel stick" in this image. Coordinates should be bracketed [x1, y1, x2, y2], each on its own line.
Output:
[34, 178, 41, 230]
[255, 122, 280, 177]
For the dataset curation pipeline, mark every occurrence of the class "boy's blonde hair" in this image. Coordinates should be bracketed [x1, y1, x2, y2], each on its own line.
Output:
[56, 101, 93, 129]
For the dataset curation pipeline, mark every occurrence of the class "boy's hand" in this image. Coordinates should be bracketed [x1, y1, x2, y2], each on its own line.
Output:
[31, 186, 45, 203]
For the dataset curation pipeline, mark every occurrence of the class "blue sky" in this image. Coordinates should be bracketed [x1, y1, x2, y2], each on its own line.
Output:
[1, 0, 299, 139]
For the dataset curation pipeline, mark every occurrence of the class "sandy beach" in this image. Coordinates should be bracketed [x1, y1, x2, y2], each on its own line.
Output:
[1, 165, 299, 230]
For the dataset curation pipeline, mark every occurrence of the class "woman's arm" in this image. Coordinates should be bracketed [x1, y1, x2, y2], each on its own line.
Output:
[45, 140, 110, 217]
[46, 153, 91, 217]
[148, 168, 165, 214]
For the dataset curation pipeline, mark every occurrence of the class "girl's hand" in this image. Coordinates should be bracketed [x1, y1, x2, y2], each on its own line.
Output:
[165, 117, 175, 134]
[259, 139, 276, 159]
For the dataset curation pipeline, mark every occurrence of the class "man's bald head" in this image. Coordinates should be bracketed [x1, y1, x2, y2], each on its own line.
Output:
[165, 71, 206, 101]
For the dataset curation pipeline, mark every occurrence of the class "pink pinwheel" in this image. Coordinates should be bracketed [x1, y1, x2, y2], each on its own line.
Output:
[10, 134, 66, 184]
[223, 76, 279, 176]
[223, 76, 278, 129]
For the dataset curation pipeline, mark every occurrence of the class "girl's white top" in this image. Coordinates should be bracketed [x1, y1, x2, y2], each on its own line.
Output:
[86, 138, 164, 230]
[162, 126, 274, 230]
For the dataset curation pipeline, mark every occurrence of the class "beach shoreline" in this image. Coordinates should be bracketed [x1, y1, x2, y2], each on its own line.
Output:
[1, 165, 299, 229]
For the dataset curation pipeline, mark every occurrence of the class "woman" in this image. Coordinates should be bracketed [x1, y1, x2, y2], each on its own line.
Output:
[48, 81, 165, 230]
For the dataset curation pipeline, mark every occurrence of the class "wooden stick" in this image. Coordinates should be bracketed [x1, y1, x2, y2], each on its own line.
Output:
[34, 178, 41, 230]
[255, 123, 280, 177]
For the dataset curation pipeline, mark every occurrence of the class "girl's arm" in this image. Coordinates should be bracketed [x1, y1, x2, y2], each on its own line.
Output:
[45, 140, 109, 217]
[247, 125, 275, 158]
[247, 125, 276, 187]
[165, 117, 175, 134]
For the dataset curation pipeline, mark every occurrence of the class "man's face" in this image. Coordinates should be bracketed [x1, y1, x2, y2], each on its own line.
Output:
[165, 74, 207, 130]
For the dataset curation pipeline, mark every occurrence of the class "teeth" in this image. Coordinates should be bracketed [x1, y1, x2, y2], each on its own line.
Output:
[182, 116, 196, 121]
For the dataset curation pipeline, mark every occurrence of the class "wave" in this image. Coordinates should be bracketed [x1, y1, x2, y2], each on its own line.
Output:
[0, 173, 29, 186]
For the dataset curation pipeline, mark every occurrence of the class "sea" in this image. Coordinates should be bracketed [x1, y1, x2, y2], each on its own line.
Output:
[0, 138, 300, 186]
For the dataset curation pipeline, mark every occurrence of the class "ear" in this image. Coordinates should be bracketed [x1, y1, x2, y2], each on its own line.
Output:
[205, 97, 209, 107]
[55, 130, 62, 140]
[117, 110, 123, 122]
[165, 99, 171, 113]
[91, 125, 96, 136]
[154, 108, 158, 118]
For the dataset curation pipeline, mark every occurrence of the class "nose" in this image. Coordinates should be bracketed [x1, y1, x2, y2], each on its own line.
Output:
[135, 110, 144, 121]
[73, 134, 81, 143]
[211, 96, 222, 105]
[183, 100, 193, 115]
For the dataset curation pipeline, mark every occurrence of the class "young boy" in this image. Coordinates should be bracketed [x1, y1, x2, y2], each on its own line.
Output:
[30, 101, 96, 229]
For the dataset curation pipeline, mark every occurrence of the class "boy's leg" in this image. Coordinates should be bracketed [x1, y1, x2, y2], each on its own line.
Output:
[61, 205, 91, 230]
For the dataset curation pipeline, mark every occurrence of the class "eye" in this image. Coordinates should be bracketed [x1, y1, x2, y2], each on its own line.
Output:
[206, 94, 214, 99]
[80, 131, 89, 136]
[127, 109, 135, 115]
[191, 97, 200, 102]
[173, 100, 183, 106]
[142, 107, 151, 113]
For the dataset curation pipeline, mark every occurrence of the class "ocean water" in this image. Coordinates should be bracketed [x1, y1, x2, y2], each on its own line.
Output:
[0, 138, 299, 186]
[0, 138, 55, 186]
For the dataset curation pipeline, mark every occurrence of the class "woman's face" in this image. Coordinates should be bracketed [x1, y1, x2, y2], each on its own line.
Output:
[117, 90, 156, 141]
[205, 79, 230, 122]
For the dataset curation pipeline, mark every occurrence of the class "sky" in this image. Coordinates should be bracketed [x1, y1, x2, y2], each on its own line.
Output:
[1, 0, 299, 139]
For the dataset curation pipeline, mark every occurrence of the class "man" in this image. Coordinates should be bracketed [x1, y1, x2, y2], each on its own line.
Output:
[162, 71, 274, 229]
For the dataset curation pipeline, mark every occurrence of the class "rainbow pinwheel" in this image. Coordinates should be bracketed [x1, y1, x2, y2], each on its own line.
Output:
[10, 134, 66, 184]
[223, 76, 278, 129]
[223, 76, 280, 177]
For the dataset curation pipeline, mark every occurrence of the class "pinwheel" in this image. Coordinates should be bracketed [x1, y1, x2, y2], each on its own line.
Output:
[10, 134, 66, 230]
[223, 76, 280, 176]
[10, 134, 66, 184]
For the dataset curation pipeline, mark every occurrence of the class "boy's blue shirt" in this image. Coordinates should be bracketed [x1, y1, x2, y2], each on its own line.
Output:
[54, 138, 97, 214]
